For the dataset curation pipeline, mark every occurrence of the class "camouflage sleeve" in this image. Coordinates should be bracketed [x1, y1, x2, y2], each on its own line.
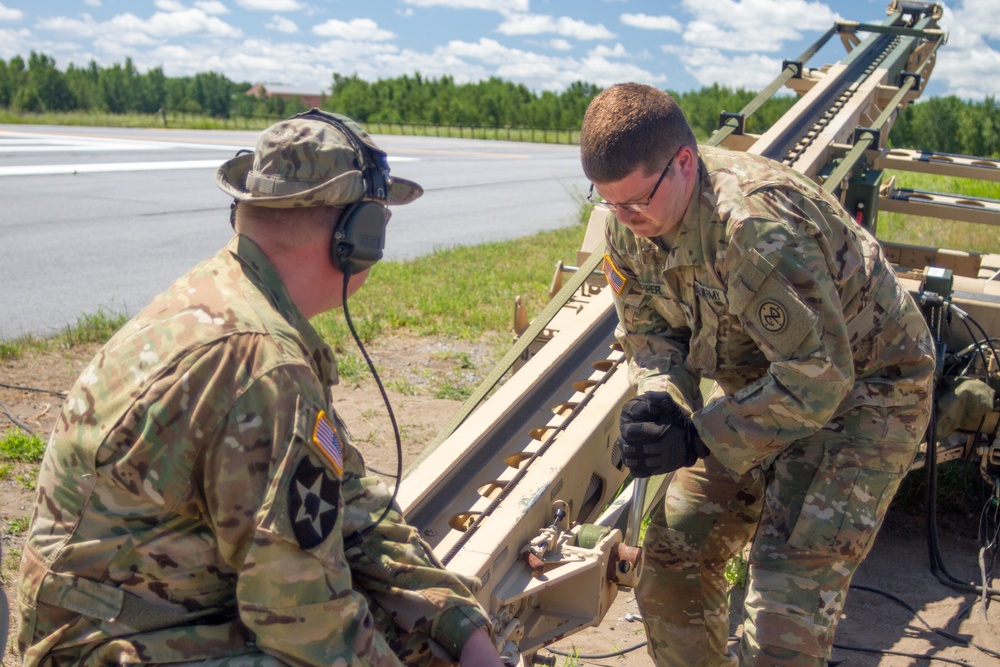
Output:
[339, 461, 492, 661]
[204, 364, 404, 667]
[693, 213, 855, 473]
[605, 229, 703, 414]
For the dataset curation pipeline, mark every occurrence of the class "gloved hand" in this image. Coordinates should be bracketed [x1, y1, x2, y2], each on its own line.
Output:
[616, 391, 710, 478]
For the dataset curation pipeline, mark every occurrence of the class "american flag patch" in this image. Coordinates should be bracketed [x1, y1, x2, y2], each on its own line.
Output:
[603, 254, 626, 295]
[312, 411, 344, 477]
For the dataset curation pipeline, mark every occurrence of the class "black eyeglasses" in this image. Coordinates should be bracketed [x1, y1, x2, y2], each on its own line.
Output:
[587, 150, 680, 213]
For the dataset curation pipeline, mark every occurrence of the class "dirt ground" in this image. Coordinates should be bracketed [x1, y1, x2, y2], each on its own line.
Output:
[2, 338, 998, 666]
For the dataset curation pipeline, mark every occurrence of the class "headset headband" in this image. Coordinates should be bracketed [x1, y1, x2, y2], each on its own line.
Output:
[292, 109, 389, 204]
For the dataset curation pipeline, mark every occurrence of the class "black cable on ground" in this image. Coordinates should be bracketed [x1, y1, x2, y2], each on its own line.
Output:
[847, 584, 1000, 661]
[0, 398, 34, 434]
[0, 382, 67, 398]
[926, 407, 1000, 598]
[831, 644, 975, 666]
[544, 641, 648, 661]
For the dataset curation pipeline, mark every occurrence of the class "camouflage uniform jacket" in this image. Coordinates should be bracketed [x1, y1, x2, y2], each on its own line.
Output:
[604, 145, 935, 474]
[18, 235, 490, 666]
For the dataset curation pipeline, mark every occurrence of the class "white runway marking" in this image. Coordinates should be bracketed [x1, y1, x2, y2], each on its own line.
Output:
[0, 160, 227, 176]
[0, 130, 417, 177]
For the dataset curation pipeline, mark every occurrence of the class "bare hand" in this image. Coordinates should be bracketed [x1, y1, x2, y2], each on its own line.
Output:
[459, 628, 504, 667]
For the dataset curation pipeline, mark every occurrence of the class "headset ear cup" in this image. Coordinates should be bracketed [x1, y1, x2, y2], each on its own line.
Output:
[331, 202, 388, 274]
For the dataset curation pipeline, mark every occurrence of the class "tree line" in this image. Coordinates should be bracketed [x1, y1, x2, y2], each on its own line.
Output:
[2, 51, 998, 156]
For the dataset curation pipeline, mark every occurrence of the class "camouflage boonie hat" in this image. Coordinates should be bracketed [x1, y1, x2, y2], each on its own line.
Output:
[216, 108, 423, 208]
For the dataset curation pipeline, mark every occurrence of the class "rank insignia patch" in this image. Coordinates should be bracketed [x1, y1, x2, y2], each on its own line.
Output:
[289, 457, 340, 549]
[312, 410, 344, 477]
[603, 254, 626, 295]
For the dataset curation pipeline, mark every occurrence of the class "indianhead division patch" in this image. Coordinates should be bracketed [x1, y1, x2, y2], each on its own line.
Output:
[758, 300, 787, 333]
[289, 457, 340, 550]
[312, 410, 344, 477]
[603, 254, 626, 295]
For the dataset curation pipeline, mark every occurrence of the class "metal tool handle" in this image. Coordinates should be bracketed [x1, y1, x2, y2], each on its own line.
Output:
[624, 477, 648, 547]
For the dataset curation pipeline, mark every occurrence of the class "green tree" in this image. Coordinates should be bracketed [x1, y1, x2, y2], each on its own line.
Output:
[25, 51, 73, 111]
[98, 58, 138, 113]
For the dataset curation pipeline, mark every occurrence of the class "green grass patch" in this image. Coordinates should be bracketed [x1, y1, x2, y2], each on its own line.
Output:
[876, 170, 1000, 254]
[0, 341, 19, 361]
[312, 223, 588, 357]
[0, 109, 273, 132]
[0, 429, 46, 463]
[57, 306, 130, 346]
[5, 516, 29, 536]
[1, 305, 129, 355]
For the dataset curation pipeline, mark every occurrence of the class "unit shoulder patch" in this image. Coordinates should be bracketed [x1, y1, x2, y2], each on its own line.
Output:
[289, 457, 340, 550]
[757, 300, 787, 333]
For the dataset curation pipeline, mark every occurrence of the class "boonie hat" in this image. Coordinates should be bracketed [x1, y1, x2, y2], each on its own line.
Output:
[216, 108, 422, 208]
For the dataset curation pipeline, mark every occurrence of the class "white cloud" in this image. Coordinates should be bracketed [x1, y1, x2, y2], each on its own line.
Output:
[0, 2, 24, 21]
[932, 2, 1000, 99]
[680, 0, 839, 50]
[195, 1, 229, 15]
[313, 18, 394, 41]
[266, 15, 298, 34]
[234, 0, 304, 10]
[111, 10, 241, 38]
[590, 43, 627, 58]
[39, 9, 242, 41]
[0, 27, 30, 56]
[671, 44, 784, 90]
[620, 13, 682, 32]
[155, 0, 186, 11]
[435, 37, 662, 91]
[549, 38, 572, 51]
[402, 0, 529, 11]
[949, 0, 1000, 41]
[36, 14, 103, 38]
[84, 0, 101, 6]
[497, 14, 614, 40]
[684, 19, 787, 52]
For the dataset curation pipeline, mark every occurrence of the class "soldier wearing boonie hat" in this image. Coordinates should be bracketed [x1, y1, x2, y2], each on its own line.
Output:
[18, 109, 502, 667]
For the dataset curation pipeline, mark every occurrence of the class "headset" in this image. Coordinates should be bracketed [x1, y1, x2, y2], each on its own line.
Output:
[290, 111, 403, 548]
[291, 109, 391, 277]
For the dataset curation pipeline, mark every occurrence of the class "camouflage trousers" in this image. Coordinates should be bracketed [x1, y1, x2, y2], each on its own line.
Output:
[636, 405, 924, 667]
[35, 602, 454, 667]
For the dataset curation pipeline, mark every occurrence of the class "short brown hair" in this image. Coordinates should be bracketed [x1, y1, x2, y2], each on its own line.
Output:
[580, 83, 697, 184]
[234, 204, 341, 255]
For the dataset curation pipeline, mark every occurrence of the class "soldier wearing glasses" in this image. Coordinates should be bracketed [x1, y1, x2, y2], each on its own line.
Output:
[580, 83, 935, 666]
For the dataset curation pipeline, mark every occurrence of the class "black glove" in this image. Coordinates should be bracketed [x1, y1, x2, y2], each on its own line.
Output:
[616, 391, 710, 478]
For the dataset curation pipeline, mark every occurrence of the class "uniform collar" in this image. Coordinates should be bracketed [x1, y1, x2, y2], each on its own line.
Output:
[228, 234, 339, 386]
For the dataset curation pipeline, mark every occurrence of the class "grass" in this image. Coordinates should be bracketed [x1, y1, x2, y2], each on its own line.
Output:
[0, 110, 580, 143]
[0, 109, 272, 132]
[312, 223, 588, 384]
[0, 305, 129, 361]
[0, 429, 46, 463]
[876, 170, 1000, 254]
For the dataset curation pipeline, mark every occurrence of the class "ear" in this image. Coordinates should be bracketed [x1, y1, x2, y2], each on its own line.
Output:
[676, 145, 697, 172]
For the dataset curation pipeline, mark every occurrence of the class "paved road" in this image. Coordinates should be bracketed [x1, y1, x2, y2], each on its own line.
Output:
[0, 125, 589, 340]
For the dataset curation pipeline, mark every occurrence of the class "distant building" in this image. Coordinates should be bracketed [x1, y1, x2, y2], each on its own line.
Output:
[246, 83, 327, 108]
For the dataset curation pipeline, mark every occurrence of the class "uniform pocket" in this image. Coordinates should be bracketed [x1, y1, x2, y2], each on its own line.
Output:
[786, 446, 904, 563]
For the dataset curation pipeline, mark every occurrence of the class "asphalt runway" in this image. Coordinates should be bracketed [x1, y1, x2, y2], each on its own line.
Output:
[0, 125, 589, 340]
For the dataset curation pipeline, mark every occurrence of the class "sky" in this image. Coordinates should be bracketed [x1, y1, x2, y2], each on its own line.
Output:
[0, 0, 997, 102]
